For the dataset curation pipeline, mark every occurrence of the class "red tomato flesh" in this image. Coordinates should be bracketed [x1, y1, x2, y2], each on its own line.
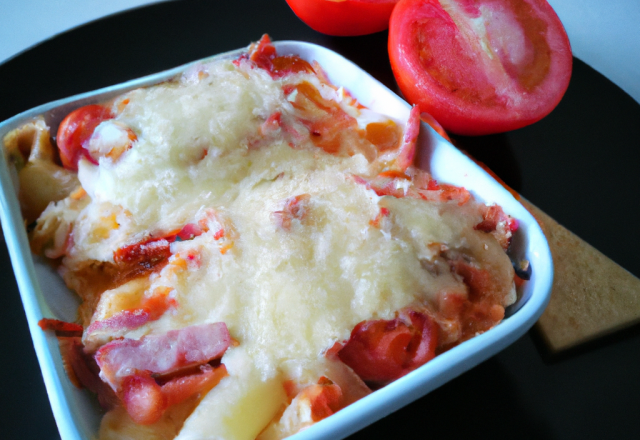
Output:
[337, 310, 438, 386]
[121, 363, 227, 425]
[56, 104, 114, 170]
[245, 34, 316, 79]
[122, 373, 167, 425]
[389, 0, 572, 135]
[286, 0, 399, 36]
[37, 318, 83, 337]
[160, 364, 228, 408]
[304, 378, 343, 422]
[113, 236, 175, 269]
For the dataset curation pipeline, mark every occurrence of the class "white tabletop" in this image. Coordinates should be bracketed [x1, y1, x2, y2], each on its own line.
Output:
[0, 0, 639, 103]
[0, 0, 167, 61]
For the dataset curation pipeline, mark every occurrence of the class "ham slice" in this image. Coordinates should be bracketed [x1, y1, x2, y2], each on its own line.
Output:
[96, 322, 230, 390]
[394, 105, 420, 172]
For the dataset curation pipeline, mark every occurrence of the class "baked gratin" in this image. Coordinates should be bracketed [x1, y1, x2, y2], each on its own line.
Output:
[3, 36, 520, 440]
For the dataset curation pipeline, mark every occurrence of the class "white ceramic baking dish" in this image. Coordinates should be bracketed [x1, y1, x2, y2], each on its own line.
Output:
[0, 41, 553, 440]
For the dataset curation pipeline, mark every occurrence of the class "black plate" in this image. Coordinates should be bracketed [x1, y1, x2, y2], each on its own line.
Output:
[2, 1, 640, 439]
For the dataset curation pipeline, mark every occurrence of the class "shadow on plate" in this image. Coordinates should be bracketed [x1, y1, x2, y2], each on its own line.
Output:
[531, 320, 640, 365]
[348, 354, 553, 440]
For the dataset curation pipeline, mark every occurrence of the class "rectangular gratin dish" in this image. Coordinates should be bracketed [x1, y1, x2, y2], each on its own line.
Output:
[0, 41, 553, 440]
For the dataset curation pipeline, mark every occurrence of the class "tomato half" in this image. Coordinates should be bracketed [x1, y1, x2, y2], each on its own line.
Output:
[56, 104, 113, 170]
[388, 0, 572, 135]
[285, 0, 399, 36]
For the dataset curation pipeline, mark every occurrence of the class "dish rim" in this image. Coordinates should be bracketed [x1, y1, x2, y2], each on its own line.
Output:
[0, 40, 553, 440]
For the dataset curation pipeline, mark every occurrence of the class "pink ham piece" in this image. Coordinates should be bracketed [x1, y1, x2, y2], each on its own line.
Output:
[394, 105, 420, 172]
[87, 288, 177, 335]
[272, 194, 311, 230]
[177, 223, 204, 241]
[95, 322, 230, 390]
[87, 309, 152, 334]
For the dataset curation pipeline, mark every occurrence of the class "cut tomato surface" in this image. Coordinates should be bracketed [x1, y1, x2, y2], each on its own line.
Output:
[121, 373, 167, 425]
[337, 310, 438, 386]
[113, 236, 175, 269]
[38, 318, 83, 337]
[56, 104, 114, 170]
[286, 0, 399, 36]
[388, 0, 572, 135]
[246, 35, 316, 79]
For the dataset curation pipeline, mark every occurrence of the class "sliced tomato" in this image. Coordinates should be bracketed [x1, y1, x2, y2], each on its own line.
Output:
[56, 104, 114, 170]
[120, 365, 229, 425]
[160, 364, 228, 408]
[285, 0, 399, 36]
[337, 310, 437, 386]
[38, 318, 83, 337]
[113, 236, 175, 269]
[245, 35, 316, 79]
[121, 373, 167, 425]
[299, 377, 343, 422]
[388, 0, 572, 135]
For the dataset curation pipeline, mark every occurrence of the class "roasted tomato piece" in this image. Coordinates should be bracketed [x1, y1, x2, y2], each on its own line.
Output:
[56, 104, 114, 170]
[389, 0, 572, 135]
[305, 377, 343, 421]
[288, 81, 359, 155]
[337, 310, 438, 386]
[38, 318, 83, 337]
[285, 0, 400, 36]
[113, 236, 175, 270]
[475, 204, 518, 249]
[248, 34, 276, 67]
[121, 363, 228, 425]
[122, 373, 167, 425]
[160, 364, 228, 408]
[248, 34, 315, 78]
[270, 55, 316, 77]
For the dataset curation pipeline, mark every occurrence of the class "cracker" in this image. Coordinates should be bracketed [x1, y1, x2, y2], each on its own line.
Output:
[522, 199, 640, 352]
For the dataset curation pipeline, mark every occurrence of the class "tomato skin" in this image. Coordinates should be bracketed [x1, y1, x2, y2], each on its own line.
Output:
[56, 104, 113, 170]
[388, 0, 572, 135]
[121, 373, 167, 425]
[37, 318, 83, 337]
[337, 310, 438, 386]
[113, 236, 174, 268]
[160, 364, 227, 408]
[285, 0, 399, 36]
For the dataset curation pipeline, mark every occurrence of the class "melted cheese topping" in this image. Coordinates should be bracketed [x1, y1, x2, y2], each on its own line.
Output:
[33, 51, 515, 440]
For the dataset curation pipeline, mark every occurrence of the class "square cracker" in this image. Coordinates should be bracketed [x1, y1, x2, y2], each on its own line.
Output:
[522, 199, 640, 352]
